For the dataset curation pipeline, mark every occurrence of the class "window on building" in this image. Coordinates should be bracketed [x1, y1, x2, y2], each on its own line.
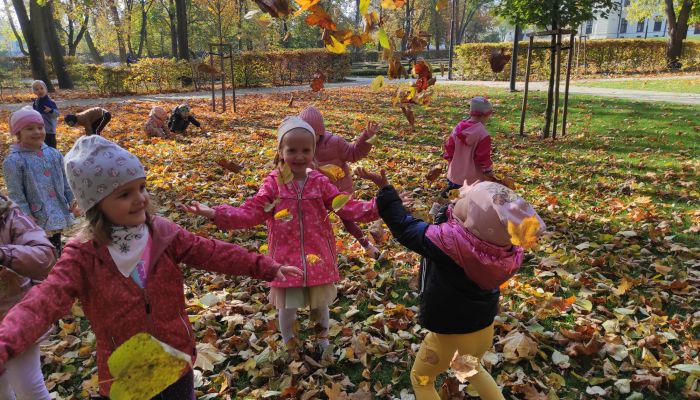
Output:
[586, 20, 593, 34]
[620, 18, 628, 33]
[637, 21, 645, 32]
[653, 20, 662, 32]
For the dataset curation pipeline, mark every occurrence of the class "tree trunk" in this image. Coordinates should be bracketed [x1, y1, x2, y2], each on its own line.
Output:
[85, 30, 104, 63]
[30, 0, 48, 56]
[543, 14, 558, 138]
[107, 0, 127, 62]
[175, 0, 189, 60]
[664, 0, 693, 69]
[136, 0, 149, 56]
[167, 0, 178, 57]
[68, 14, 89, 56]
[12, 0, 54, 90]
[41, 0, 74, 89]
[3, 0, 29, 55]
[432, 0, 440, 52]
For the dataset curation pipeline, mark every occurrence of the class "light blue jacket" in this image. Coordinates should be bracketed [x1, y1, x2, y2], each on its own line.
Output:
[3, 144, 74, 231]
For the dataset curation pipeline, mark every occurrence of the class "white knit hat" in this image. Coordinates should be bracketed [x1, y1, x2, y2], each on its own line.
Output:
[64, 136, 146, 212]
[277, 116, 316, 151]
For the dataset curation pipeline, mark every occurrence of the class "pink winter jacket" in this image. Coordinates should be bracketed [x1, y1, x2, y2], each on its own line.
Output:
[444, 120, 493, 186]
[0, 196, 55, 320]
[315, 131, 373, 193]
[213, 169, 379, 288]
[0, 216, 280, 396]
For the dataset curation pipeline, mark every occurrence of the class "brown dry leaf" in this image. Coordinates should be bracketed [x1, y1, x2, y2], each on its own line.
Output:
[305, 5, 336, 31]
[498, 330, 538, 361]
[310, 71, 326, 92]
[449, 351, 479, 383]
[253, 0, 292, 18]
[425, 164, 443, 182]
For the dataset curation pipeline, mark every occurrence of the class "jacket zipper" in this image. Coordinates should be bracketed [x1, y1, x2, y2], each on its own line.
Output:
[419, 258, 427, 295]
[293, 181, 307, 287]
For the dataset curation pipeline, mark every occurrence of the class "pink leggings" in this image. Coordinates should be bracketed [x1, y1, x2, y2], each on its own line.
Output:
[0, 343, 51, 400]
[341, 218, 369, 248]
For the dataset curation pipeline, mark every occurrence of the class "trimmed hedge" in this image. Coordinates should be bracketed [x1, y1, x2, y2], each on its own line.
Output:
[0, 49, 350, 94]
[454, 39, 700, 80]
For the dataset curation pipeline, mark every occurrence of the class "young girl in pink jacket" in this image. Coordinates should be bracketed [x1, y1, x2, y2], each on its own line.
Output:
[0, 136, 301, 399]
[0, 195, 55, 400]
[299, 106, 381, 258]
[441, 96, 496, 198]
[182, 116, 379, 351]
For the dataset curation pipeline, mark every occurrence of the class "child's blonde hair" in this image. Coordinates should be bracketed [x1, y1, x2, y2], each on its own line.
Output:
[78, 204, 155, 245]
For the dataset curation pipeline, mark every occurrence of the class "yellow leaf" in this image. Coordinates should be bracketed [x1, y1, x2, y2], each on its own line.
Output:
[380, 0, 405, 10]
[406, 86, 416, 101]
[277, 163, 293, 185]
[370, 75, 385, 91]
[412, 371, 430, 386]
[325, 35, 346, 54]
[436, 0, 447, 10]
[359, 0, 370, 14]
[447, 189, 460, 201]
[274, 208, 293, 221]
[507, 215, 541, 249]
[293, 0, 320, 16]
[319, 164, 345, 181]
[259, 243, 269, 253]
[331, 194, 351, 212]
[378, 28, 390, 49]
[306, 254, 321, 264]
[613, 277, 633, 296]
[108, 333, 190, 400]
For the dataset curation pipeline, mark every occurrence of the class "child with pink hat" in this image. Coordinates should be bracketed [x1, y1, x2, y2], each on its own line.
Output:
[299, 106, 382, 258]
[441, 96, 496, 198]
[357, 168, 545, 400]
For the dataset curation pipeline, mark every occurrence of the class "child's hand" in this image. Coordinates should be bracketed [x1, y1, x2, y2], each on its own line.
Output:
[276, 265, 304, 281]
[69, 201, 83, 217]
[365, 121, 379, 139]
[355, 167, 389, 188]
[399, 191, 414, 208]
[43, 106, 52, 113]
[179, 201, 215, 219]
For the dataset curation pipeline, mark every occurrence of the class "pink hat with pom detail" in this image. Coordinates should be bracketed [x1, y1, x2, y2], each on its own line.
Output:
[298, 106, 325, 136]
[452, 181, 545, 247]
[9, 106, 44, 136]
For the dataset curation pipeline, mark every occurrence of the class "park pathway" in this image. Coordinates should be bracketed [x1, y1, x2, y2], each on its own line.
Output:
[2, 76, 699, 112]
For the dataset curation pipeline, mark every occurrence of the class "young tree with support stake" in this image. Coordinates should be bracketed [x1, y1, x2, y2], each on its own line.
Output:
[496, 0, 617, 138]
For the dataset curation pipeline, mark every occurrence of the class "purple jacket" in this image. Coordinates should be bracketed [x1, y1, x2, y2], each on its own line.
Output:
[0, 195, 55, 320]
[315, 131, 373, 193]
[213, 170, 379, 288]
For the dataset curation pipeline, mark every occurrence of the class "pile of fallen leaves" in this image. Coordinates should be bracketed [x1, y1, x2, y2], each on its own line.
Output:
[0, 83, 698, 399]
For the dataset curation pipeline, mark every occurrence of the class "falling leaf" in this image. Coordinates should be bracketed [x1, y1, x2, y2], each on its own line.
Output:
[217, 159, 243, 173]
[108, 333, 191, 400]
[331, 194, 351, 212]
[425, 164, 443, 182]
[507, 215, 542, 249]
[380, 0, 405, 9]
[278, 163, 293, 185]
[310, 71, 326, 92]
[305, 5, 336, 31]
[292, 0, 320, 16]
[274, 208, 293, 222]
[436, 0, 447, 10]
[325, 35, 346, 54]
[450, 351, 479, 382]
[447, 189, 460, 201]
[253, 0, 292, 18]
[377, 28, 391, 49]
[359, 0, 370, 15]
[370, 76, 385, 91]
[306, 254, 321, 264]
[244, 9, 261, 19]
[319, 164, 345, 181]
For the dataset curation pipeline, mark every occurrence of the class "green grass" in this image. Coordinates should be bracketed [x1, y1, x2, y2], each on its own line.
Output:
[575, 76, 700, 93]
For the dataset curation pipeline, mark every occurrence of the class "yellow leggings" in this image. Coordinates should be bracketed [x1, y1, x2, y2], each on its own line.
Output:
[410, 324, 504, 400]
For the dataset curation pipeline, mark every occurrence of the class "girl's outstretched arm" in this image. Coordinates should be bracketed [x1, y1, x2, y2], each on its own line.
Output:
[339, 122, 378, 163]
[0, 207, 55, 280]
[319, 175, 378, 223]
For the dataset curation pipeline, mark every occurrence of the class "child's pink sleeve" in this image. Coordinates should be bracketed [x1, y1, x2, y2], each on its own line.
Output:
[0, 244, 86, 370]
[212, 174, 277, 230]
[443, 134, 456, 161]
[169, 221, 279, 281]
[320, 176, 379, 223]
[339, 131, 373, 163]
[0, 208, 55, 280]
[474, 136, 493, 172]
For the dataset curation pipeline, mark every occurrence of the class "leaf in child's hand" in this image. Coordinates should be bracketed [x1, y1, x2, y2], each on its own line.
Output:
[331, 194, 351, 212]
[319, 164, 345, 181]
[507, 215, 541, 249]
[447, 189, 460, 201]
[366, 134, 378, 145]
[216, 159, 243, 173]
[370, 76, 385, 91]
[264, 197, 281, 213]
[278, 163, 293, 185]
[108, 333, 190, 400]
[450, 351, 480, 383]
[274, 208, 293, 222]
[306, 254, 321, 264]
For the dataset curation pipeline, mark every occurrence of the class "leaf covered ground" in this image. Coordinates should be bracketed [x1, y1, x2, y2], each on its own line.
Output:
[0, 84, 698, 399]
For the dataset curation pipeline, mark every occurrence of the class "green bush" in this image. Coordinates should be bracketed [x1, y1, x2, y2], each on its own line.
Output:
[454, 39, 700, 80]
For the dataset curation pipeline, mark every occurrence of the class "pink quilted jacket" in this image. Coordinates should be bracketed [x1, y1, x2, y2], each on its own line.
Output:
[315, 131, 373, 193]
[213, 170, 379, 288]
[0, 216, 280, 396]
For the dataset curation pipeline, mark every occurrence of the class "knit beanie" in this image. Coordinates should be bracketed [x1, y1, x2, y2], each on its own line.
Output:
[453, 181, 545, 247]
[298, 106, 325, 136]
[469, 96, 493, 117]
[175, 104, 190, 114]
[277, 116, 316, 152]
[64, 135, 146, 212]
[9, 106, 44, 136]
[150, 106, 168, 120]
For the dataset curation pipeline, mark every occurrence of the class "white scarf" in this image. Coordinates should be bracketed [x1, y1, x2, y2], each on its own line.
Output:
[108, 224, 149, 278]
